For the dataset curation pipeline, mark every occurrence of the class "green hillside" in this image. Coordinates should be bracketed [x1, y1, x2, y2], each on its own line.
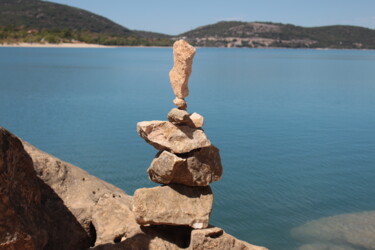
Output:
[179, 21, 375, 49]
[1, 0, 374, 49]
[0, 0, 131, 35]
[0, 0, 172, 46]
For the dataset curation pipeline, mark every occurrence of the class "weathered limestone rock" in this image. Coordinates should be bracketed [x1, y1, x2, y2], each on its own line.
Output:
[189, 112, 204, 128]
[133, 184, 213, 229]
[0, 127, 267, 250]
[148, 146, 222, 186]
[0, 127, 48, 250]
[169, 40, 196, 99]
[137, 121, 211, 154]
[93, 225, 268, 250]
[173, 97, 187, 110]
[190, 227, 268, 250]
[91, 194, 140, 245]
[93, 225, 192, 250]
[148, 151, 186, 184]
[168, 108, 190, 124]
[23, 140, 136, 248]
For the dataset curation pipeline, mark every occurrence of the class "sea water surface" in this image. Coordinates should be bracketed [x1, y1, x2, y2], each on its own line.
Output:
[1, 47, 375, 249]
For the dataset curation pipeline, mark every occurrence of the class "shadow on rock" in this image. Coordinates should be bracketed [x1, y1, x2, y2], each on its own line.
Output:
[92, 225, 192, 250]
[38, 178, 93, 249]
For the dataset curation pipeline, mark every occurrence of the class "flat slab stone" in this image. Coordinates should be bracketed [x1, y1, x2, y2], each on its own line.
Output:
[133, 184, 213, 229]
[148, 145, 223, 186]
[137, 121, 211, 154]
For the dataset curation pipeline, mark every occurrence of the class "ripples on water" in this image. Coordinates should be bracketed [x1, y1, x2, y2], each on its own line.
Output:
[1, 47, 375, 249]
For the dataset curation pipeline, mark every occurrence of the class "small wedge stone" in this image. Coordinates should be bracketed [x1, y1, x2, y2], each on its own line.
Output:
[189, 112, 204, 128]
[168, 108, 190, 124]
[173, 97, 187, 110]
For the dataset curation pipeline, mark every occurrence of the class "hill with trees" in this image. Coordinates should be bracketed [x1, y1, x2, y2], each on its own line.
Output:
[0, 0, 172, 46]
[179, 21, 375, 49]
[1, 0, 374, 49]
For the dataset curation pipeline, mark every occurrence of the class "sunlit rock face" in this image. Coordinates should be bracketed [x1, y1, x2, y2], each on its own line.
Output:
[169, 40, 196, 100]
[291, 211, 375, 250]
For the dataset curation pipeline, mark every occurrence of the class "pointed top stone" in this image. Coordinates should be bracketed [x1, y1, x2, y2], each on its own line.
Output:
[169, 40, 196, 100]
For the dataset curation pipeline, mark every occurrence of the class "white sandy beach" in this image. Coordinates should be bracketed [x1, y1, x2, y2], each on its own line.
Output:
[0, 42, 114, 48]
[0, 42, 172, 48]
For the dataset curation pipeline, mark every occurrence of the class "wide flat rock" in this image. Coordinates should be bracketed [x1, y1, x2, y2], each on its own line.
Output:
[148, 145, 223, 186]
[133, 184, 213, 229]
[137, 121, 211, 154]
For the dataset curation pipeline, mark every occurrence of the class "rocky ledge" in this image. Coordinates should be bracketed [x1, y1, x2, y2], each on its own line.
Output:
[0, 127, 267, 249]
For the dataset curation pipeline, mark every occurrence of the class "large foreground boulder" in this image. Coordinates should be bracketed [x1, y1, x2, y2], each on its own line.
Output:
[0, 127, 93, 249]
[0, 128, 48, 249]
[22, 141, 139, 247]
[133, 184, 213, 229]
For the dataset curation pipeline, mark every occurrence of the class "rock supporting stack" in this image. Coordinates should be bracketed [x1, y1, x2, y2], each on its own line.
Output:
[134, 40, 223, 229]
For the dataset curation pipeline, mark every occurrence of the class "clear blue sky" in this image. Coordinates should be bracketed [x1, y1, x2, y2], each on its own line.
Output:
[48, 0, 375, 35]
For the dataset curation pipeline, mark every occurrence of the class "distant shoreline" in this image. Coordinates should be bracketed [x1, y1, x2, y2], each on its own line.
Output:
[0, 42, 171, 48]
[0, 42, 373, 51]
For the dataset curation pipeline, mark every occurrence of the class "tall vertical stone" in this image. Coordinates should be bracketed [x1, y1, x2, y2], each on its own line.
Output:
[169, 40, 196, 108]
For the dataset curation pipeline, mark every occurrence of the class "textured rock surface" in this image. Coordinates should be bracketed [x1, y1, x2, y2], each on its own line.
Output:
[137, 121, 211, 154]
[173, 97, 187, 110]
[92, 225, 192, 250]
[147, 151, 186, 184]
[91, 194, 140, 245]
[189, 112, 204, 128]
[94, 225, 267, 250]
[23, 140, 137, 248]
[190, 227, 268, 250]
[148, 146, 223, 186]
[0, 127, 267, 249]
[168, 108, 190, 124]
[169, 40, 196, 99]
[133, 184, 213, 229]
[0, 127, 48, 250]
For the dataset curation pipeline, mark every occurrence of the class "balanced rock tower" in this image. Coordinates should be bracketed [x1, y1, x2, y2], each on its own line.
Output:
[134, 40, 223, 229]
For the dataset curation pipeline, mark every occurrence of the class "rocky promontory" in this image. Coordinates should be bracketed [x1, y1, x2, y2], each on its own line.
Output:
[0, 127, 267, 249]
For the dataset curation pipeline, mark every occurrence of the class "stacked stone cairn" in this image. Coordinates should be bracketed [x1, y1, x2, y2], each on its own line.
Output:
[133, 40, 223, 230]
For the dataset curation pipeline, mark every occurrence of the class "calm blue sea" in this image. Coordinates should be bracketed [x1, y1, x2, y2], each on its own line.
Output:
[1, 47, 375, 249]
